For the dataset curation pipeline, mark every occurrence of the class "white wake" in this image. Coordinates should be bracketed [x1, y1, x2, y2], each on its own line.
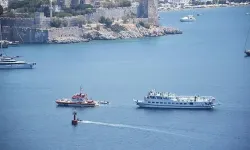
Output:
[80, 120, 198, 139]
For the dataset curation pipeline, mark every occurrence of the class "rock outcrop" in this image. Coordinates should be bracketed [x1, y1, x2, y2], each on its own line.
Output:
[48, 24, 182, 44]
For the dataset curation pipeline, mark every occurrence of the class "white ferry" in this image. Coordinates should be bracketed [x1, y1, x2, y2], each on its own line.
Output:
[134, 89, 217, 109]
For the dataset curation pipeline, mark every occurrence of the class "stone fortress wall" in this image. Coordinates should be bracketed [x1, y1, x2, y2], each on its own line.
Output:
[0, 0, 159, 43]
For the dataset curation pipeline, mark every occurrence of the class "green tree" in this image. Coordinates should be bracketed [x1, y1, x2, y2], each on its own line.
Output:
[74, 17, 86, 27]
[118, 0, 131, 7]
[206, 1, 213, 4]
[139, 21, 150, 29]
[99, 16, 113, 28]
[0, 5, 3, 15]
[54, 12, 72, 18]
[62, 19, 68, 27]
[105, 18, 113, 27]
[99, 16, 106, 24]
[50, 18, 62, 28]
[76, 4, 93, 10]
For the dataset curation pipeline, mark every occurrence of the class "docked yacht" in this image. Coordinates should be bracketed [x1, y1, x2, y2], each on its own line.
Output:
[180, 15, 196, 22]
[0, 54, 36, 69]
[134, 89, 217, 109]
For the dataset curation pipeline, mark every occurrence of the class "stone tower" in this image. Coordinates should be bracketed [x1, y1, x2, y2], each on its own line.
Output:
[137, 0, 159, 26]
[71, 0, 80, 8]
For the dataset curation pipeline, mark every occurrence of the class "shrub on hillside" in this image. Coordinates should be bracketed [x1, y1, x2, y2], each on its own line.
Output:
[99, 16, 113, 28]
[138, 21, 150, 29]
[118, 0, 131, 7]
[0, 5, 3, 15]
[111, 23, 126, 32]
[62, 19, 68, 27]
[50, 18, 62, 28]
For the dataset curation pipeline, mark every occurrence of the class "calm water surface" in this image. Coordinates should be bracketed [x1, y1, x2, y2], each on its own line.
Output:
[1, 6, 250, 150]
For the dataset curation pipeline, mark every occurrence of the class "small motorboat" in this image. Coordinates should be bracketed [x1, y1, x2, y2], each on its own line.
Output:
[98, 101, 109, 104]
[180, 15, 196, 22]
[245, 50, 250, 56]
[8, 41, 20, 46]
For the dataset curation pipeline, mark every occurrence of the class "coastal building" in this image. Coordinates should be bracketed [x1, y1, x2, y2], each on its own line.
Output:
[167, 0, 191, 5]
[1, 0, 8, 8]
[57, 0, 71, 8]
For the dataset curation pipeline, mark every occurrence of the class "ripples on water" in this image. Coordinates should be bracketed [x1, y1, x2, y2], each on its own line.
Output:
[0, 6, 250, 150]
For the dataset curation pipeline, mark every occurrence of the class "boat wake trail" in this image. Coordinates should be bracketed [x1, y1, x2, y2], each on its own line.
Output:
[80, 120, 198, 140]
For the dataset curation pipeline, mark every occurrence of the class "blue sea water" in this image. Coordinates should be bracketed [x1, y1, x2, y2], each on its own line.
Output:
[1, 6, 250, 150]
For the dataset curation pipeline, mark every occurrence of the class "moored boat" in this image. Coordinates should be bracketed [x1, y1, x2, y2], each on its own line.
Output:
[180, 15, 196, 22]
[55, 87, 99, 107]
[0, 54, 36, 69]
[134, 89, 218, 109]
[245, 50, 250, 56]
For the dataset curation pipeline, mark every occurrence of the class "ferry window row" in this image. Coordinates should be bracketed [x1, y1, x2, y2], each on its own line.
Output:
[148, 101, 191, 105]
[147, 96, 168, 99]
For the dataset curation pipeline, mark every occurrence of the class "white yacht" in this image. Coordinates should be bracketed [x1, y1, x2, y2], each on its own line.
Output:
[0, 54, 36, 69]
[134, 89, 217, 109]
[180, 15, 196, 22]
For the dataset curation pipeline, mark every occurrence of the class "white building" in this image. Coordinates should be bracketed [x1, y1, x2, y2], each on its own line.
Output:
[167, 0, 191, 5]
[0, 0, 9, 8]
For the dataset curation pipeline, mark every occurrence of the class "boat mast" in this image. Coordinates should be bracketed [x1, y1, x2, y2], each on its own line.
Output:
[0, 20, 2, 53]
[80, 86, 82, 94]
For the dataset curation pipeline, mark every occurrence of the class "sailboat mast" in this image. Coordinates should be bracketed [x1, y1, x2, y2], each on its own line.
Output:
[0, 20, 2, 50]
[244, 21, 250, 52]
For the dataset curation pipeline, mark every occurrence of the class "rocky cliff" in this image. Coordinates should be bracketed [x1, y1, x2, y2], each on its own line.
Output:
[48, 24, 182, 44]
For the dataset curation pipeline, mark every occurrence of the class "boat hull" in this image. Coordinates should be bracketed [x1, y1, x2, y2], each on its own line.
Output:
[56, 101, 98, 107]
[0, 63, 35, 69]
[134, 100, 214, 109]
[245, 52, 250, 56]
[180, 19, 195, 22]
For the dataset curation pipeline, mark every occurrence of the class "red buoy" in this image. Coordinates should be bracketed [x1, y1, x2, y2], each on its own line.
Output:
[72, 111, 78, 125]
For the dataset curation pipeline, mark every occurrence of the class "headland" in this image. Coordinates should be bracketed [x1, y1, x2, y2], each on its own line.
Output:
[0, 0, 182, 45]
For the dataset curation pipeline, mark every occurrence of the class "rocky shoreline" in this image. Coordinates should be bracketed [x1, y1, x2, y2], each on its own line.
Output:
[48, 24, 182, 44]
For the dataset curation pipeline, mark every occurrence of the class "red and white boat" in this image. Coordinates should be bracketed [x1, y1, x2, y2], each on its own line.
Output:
[56, 87, 99, 107]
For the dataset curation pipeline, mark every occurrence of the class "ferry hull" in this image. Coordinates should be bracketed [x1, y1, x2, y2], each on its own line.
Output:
[0, 63, 35, 69]
[56, 102, 97, 107]
[135, 101, 214, 109]
[180, 19, 195, 22]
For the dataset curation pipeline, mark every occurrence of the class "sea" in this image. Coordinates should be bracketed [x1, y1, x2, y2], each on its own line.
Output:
[0, 6, 250, 150]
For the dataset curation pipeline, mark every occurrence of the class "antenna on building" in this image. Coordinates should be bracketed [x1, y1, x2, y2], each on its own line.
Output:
[49, 0, 53, 18]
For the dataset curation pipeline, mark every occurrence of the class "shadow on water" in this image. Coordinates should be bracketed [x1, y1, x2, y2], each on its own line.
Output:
[56, 105, 96, 111]
[135, 107, 217, 112]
